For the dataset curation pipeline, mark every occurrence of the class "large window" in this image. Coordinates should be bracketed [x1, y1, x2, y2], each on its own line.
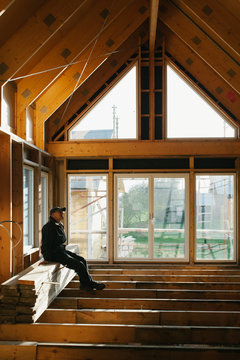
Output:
[69, 65, 137, 140]
[23, 167, 34, 253]
[166, 64, 236, 138]
[68, 175, 108, 260]
[115, 174, 189, 260]
[196, 174, 235, 261]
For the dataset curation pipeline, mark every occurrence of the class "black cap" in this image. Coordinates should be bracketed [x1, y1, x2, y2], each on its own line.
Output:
[50, 207, 66, 215]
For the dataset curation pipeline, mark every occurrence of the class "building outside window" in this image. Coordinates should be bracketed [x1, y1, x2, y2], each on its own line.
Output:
[68, 174, 108, 260]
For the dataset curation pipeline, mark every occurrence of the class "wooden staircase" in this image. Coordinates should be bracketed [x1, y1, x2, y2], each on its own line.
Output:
[1, 265, 240, 359]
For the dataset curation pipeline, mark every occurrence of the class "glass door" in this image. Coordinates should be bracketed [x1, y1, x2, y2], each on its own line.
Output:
[115, 174, 189, 260]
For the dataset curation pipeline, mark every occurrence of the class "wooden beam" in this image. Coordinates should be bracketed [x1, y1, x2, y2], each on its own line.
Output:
[172, 0, 240, 63]
[35, 0, 149, 148]
[216, 0, 240, 21]
[149, 0, 159, 51]
[0, 0, 87, 82]
[0, 341, 37, 360]
[0, 0, 13, 13]
[158, 0, 240, 95]
[0, 132, 12, 282]
[46, 140, 240, 158]
[16, 0, 136, 116]
[160, 23, 240, 123]
[45, 22, 148, 142]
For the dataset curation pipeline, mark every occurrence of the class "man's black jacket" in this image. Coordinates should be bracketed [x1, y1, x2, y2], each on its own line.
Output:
[41, 216, 67, 260]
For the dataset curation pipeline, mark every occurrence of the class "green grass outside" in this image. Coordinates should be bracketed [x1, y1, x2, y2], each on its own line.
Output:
[121, 231, 233, 260]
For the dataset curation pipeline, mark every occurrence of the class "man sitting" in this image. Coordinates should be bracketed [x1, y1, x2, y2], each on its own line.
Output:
[41, 206, 105, 291]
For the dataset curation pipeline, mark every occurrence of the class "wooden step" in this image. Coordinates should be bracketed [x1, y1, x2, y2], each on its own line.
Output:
[90, 268, 240, 275]
[50, 296, 240, 311]
[91, 274, 240, 282]
[0, 341, 37, 360]
[68, 279, 240, 290]
[60, 288, 240, 299]
[38, 308, 240, 327]
[37, 343, 240, 360]
[2, 323, 240, 346]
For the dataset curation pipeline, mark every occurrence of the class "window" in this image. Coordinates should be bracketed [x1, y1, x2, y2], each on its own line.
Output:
[196, 174, 235, 261]
[166, 64, 236, 138]
[23, 167, 34, 253]
[68, 175, 108, 260]
[40, 172, 48, 229]
[115, 174, 189, 260]
[69, 65, 137, 140]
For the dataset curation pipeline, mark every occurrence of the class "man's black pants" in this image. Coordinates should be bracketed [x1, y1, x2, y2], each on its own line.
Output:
[49, 249, 93, 285]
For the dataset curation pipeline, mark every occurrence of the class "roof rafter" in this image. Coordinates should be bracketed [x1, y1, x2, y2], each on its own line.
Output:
[46, 22, 148, 142]
[159, 0, 240, 95]
[34, 0, 149, 148]
[16, 0, 135, 115]
[160, 23, 240, 126]
[172, 0, 240, 63]
[0, 0, 86, 83]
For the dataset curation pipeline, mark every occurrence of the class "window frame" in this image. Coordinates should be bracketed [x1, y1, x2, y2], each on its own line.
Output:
[68, 62, 138, 141]
[23, 165, 34, 254]
[67, 173, 109, 261]
[194, 172, 237, 263]
[114, 173, 190, 262]
[40, 171, 48, 229]
[165, 61, 237, 140]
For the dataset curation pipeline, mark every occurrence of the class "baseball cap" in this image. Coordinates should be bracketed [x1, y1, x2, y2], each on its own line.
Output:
[50, 207, 66, 215]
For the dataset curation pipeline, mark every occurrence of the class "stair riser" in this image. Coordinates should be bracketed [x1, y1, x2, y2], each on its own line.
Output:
[1, 324, 240, 345]
[37, 345, 240, 360]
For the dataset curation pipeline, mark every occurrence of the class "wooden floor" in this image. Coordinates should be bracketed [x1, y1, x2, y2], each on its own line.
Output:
[1, 265, 240, 359]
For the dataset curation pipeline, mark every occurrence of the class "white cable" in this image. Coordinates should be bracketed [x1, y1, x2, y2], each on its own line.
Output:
[0, 220, 23, 276]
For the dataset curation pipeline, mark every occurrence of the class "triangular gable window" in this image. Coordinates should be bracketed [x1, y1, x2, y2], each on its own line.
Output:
[167, 64, 236, 138]
[69, 65, 137, 140]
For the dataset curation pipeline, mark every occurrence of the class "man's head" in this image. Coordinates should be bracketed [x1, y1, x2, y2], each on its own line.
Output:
[50, 207, 66, 222]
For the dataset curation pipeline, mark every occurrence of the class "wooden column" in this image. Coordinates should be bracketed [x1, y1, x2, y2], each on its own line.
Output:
[16, 109, 27, 141]
[0, 132, 12, 282]
[189, 157, 195, 264]
[12, 140, 23, 275]
[108, 158, 114, 264]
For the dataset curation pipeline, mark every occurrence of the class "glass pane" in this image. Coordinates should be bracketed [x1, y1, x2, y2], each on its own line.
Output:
[196, 175, 235, 260]
[69, 175, 107, 260]
[167, 65, 235, 138]
[23, 167, 34, 252]
[154, 178, 186, 258]
[117, 178, 148, 258]
[69, 66, 137, 140]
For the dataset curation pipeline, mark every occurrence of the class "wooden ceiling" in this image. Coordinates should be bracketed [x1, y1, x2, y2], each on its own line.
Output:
[0, 0, 239, 148]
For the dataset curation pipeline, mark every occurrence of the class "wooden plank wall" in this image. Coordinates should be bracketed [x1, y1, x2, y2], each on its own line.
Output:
[0, 132, 12, 282]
